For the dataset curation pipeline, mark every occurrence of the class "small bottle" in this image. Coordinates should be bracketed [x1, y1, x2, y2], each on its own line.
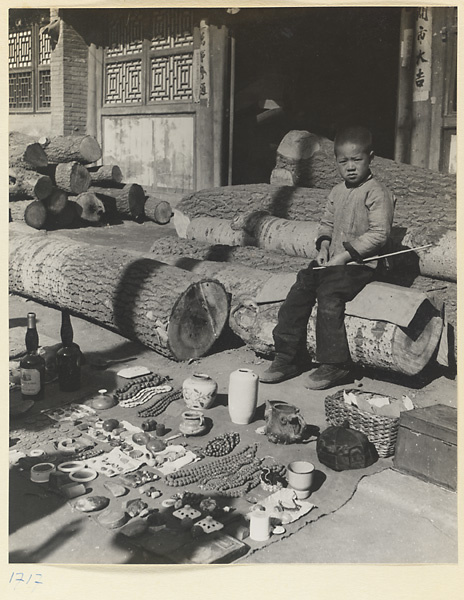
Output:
[20, 312, 46, 400]
[56, 310, 81, 392]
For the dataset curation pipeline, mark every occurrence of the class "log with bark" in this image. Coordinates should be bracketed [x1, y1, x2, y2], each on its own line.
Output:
[73, 192, 106, 223]
[186, 215, 320, 259]
[52, 162, 92, 194]
[230, 290, 444, 376]
[143, 196, 173, 225]
[273, 130, 456, 202]
[9, 231, 230, 361]
[44, 135, 102, 165]
[174, 184, 330, 236]
[148, 236, 311, 272]
[11, 200, 48, 230]
[9, 132, 48, 170]
[93, 184, 146, 220]
[9, 167, 53, 200]
[88, 164, 123, 186]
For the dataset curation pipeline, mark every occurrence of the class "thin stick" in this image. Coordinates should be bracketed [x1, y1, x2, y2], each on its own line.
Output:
[313, 243, 433, 270]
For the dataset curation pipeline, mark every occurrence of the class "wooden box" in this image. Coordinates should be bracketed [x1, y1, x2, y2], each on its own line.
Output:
[393, 404, 457, 491]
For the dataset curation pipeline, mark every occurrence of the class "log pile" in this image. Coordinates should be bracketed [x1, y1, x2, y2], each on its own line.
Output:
[9, 229, 229, 361]
[9, 132, 172, 229]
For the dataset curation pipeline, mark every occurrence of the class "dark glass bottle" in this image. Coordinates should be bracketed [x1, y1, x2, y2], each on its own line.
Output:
[56, 310, 81, 392]
[20, 312, 45, 400]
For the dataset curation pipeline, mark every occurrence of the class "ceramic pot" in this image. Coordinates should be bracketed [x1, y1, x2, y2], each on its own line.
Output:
[287, 461, 315, 499]
[228, 368, 259, 424]
[182, 373, 218, 410]
[179, 410, 206, 436]
[265, 401, 307, 444]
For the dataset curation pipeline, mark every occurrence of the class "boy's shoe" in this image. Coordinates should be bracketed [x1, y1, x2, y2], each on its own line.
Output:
[260, 362, 301, 384]
[305, 363, 351, 390]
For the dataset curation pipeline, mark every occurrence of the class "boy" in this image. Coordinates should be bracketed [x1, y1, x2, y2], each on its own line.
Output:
[260, 126, 395, 389]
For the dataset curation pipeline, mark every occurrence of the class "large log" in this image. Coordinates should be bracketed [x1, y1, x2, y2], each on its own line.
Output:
[9, 167, 53, 200]
[44, 135, 102, 165]
[93, 184, 146, 220]
[144, 196, 173, 225]
[174, 184, 330, 236]
[9, 132, 48, 170]
[49, 162, 92, 194]
[186, 215, 319, 259]
[149, 237, 310, 272]
[274, 130, 456, 198]
[88, 164, 123, 185]
[9, 231, 229, 361]
[230, 291, 444, 377]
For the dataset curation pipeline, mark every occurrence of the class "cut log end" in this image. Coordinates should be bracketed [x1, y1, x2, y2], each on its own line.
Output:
[24, 201, 47, 230]
[144, 197, 172, 224]
[168, 280, 229, 360]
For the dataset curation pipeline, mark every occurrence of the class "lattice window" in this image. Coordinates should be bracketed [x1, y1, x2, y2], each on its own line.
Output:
[9, 24, 51, 112]
[104, 9, 194, 106]
[150, 54, 193, 101]
[106, 60, 143, 104]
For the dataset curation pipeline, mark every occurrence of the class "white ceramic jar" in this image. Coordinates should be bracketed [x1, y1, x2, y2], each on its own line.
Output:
[228, 368, 259, 424]
[182, 373, 218, 409]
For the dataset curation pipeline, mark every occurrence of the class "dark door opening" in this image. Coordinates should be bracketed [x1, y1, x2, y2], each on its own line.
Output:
[232, 7, 401, 184]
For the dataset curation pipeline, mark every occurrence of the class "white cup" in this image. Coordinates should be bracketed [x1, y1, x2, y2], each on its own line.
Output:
[287, 461, 315, 499]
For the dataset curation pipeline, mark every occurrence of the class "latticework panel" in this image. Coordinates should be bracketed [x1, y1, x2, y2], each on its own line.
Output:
[39, 30, 51, 65]
[105, 59, 143, 104]
[38, 70, 51, 108]
[9, 72, 33, 109]
[106, 12, 143, 57]
[9, 29, 33, 68]
[149, 54, 193, 101]
[151, 9, 193, 50]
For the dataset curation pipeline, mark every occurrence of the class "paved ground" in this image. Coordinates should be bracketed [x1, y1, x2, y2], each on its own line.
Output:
[8, 220, 459, 566]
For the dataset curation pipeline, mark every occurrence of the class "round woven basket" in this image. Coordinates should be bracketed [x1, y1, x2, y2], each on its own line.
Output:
[324, 389, 400, 458]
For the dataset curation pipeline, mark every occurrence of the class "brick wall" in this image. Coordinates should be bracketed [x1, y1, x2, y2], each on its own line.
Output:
[51, 11, 88, 136]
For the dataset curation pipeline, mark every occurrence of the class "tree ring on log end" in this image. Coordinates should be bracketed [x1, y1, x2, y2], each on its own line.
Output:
[168, 280, 229, 361]
[391, 301, 443, 376]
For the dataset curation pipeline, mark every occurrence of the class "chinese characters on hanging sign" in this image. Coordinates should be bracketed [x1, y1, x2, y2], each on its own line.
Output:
[193, 20, 210, 106]
[413, 7, 432, 102]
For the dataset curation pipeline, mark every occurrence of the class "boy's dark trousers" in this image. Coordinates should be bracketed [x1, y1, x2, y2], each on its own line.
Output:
[273, 262, 375, 366]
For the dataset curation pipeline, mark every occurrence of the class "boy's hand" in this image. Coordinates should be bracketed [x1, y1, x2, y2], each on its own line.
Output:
[316, 242, 330, 266]
[325, 251, 352, 266]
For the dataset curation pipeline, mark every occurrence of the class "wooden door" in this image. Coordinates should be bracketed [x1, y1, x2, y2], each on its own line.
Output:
[95, 9, 229, 196]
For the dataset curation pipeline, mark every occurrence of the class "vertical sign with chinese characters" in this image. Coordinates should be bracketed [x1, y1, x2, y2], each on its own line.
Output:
[193, 19, 210, 105]
[413, 7, 432, 102]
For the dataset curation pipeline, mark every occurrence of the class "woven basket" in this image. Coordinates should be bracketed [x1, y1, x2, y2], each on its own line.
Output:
[324, 389, 400, 458]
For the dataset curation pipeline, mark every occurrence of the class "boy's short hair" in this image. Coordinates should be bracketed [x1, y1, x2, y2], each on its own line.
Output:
[334, 126, 373, 155]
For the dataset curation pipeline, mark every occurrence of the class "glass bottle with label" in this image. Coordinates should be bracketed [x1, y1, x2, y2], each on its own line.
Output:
[56, 310, 81, 392]
[20, 312, 45, 400]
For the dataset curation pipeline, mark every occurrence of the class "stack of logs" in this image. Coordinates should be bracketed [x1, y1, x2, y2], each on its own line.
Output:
[9, 132, 172, 230]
